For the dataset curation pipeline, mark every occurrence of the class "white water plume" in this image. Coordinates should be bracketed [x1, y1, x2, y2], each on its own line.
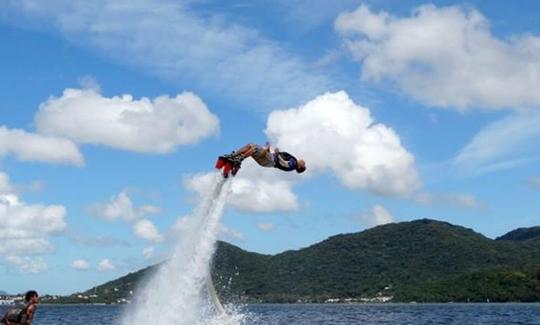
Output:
[122, 173, 244, 324]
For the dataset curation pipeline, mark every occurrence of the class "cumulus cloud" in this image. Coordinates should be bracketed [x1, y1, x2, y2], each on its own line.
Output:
[5, 256, 47, 274]
[415, 192, 483, 209]
[454, 112, 540, 172]
[184, 166, 300, 214]
[336, 5, 540, 110]
[358, 205, 395, 228]
[0, 173, 13, 193]
[266, 91, 421, 197]
[97, 258, 115, 272]
[1, 0, 330, 110]
[185, 91, 419, 214]
[71, 259, 90, 270]
[0, 172, 67, 259]
[133, 219, 164, 243]
[225, 168, 299, 213]
[0, 126, 83, 166]
[90, 190, 164, 242]
[89, 190, 161, 223]
[35, 88, 219, 154]
[257, 223, 275, 231]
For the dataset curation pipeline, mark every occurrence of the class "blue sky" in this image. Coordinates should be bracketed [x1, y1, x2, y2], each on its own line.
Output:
[1, 0, 539, 295]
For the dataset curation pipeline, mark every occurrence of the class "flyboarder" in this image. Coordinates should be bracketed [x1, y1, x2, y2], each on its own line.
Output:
[216, 143, 306, 177]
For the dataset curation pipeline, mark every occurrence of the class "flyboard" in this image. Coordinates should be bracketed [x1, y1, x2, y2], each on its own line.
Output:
[215, 152, 244, 178]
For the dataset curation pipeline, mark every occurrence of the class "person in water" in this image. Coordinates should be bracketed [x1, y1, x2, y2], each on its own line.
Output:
[234, 143, 306, 173]
[1, 290, 38, 325]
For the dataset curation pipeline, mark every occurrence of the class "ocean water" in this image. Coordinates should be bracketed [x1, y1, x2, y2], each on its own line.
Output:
[2, 303, 539, 324]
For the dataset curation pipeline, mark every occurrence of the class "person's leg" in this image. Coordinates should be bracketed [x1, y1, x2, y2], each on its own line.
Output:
[234, 143, 256, 157]
[243, 146, 258, 158]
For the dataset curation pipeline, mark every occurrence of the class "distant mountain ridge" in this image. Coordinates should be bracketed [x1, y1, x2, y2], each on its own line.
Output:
[496, 226, 540, 242]
[49, 219, 540, 304]
[212, 219, 540, 302]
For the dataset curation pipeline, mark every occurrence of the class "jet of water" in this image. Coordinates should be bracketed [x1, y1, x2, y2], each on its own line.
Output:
[122, 173, 244, 325]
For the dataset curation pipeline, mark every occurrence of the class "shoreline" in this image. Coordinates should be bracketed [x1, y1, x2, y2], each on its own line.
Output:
[3, 301, 537, 307]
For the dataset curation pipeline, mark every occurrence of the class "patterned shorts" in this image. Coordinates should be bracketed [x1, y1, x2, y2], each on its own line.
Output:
[252, 145, 275, 167]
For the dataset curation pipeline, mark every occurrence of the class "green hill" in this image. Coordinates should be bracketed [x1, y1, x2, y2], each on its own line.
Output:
[496, 226, 540, 242]
[49, 219, 540, 304]
[213, 219, 540, 302]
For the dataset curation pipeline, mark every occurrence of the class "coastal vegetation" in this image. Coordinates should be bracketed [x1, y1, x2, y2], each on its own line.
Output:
[43, 219, 540, 304]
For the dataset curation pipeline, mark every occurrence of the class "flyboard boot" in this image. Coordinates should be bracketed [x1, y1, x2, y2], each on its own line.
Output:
[215, 152, 244, 178]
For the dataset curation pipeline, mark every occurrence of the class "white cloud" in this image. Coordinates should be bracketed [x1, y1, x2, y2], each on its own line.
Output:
[454, 112, 540, 172]
[2, 0, 330, 109]
[257, 223, 275, 231]
[0, 235, 53, 256]
[89, 191, 136, 222]
[0, 173, 13, 193]
[71, 259, 90, 270]
[97, 258, 115, 272]
[358, 205, 395, 228]
[89, 190, 161, 223]
[415, 192, 483, 209]
[0, 172, 67, 257]
[530, 176, 540, 189]
[90, 190, 163, 242]
[35, 88, 219, 154]
[142, 247, 154, 260]
[227, 172, 299, 213]
[184, 167, 300, 214]
[186, 91, 419, 214]
[219, 224, 244, 241]
[0, 125, 84, 166]
[133, 219, 164, 243]
[137, 205, 163, 216]
[336, 5, 540, 110]
[5, 256, 47, 274]
[266, 91, 421, 197]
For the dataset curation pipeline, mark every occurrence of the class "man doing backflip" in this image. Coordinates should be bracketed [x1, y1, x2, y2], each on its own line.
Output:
[216, 142, 306, 177]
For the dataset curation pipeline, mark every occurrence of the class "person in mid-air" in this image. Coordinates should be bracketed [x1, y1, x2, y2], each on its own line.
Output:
[233, 143, 306, 173]
[1, 290, 39, 325]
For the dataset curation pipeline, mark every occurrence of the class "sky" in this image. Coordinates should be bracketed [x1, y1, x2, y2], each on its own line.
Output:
[0, 0, 539, 295]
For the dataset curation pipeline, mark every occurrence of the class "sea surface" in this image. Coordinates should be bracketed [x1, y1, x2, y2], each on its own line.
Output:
[1, 303, 539, 324]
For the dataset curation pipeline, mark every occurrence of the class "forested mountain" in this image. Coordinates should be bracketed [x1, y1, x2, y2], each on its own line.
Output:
[50, 219, 540, 304]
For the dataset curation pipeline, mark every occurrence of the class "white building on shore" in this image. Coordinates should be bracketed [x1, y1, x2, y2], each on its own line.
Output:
[0, 295, 23, 305]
